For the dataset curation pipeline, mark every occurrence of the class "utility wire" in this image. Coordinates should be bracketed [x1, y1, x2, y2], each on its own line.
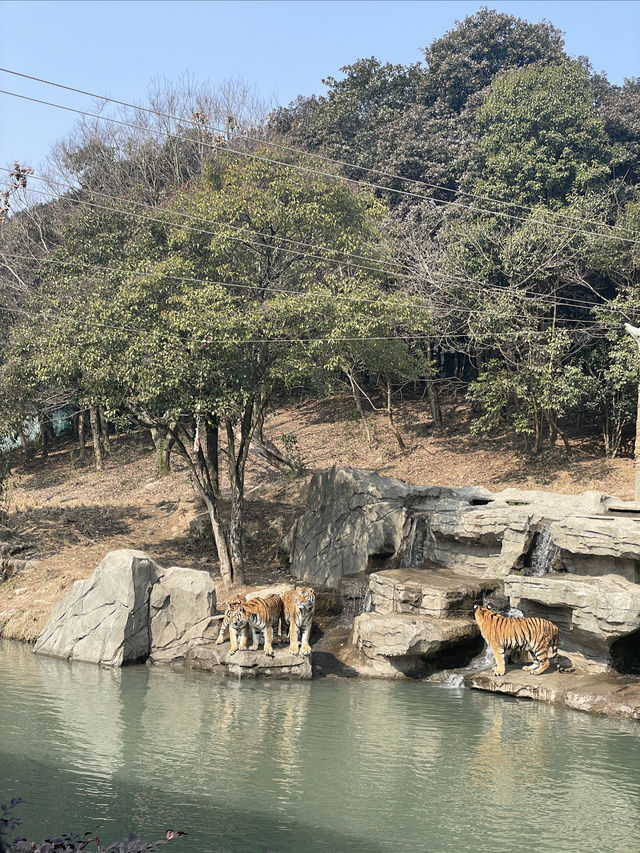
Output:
[1, 85, 640, 246]
[1, 65, 638, 238]
[1, 183, 615, 316]
[0, 248, 608, 320]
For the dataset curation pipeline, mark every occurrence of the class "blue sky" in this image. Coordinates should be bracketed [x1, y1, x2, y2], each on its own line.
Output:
[1, 1, 639, 173]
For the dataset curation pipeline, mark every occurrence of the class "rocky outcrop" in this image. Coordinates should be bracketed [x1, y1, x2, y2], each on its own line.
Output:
[34, 551, 315, 679]
[354, 612, 479, 658]
[467, 668, 640, 721]
[149, 566, 220, 665]
[369, 567, 499, 617]
[34, 550, 217, 666]
[34, 550, 159, 665]
[287, 466, 640, 588]
[503, 572, 640, 669]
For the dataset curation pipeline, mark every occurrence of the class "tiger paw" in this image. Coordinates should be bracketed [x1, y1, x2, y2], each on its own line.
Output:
[289, 644, 300, 655]
[265, 650, 274, 658]
[249, 645, 258, 652]
[493, 668, 505, 677]
[301, 646, 312, 656]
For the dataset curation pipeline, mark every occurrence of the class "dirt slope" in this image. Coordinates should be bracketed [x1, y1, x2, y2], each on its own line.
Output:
[0, 395, 634, 641]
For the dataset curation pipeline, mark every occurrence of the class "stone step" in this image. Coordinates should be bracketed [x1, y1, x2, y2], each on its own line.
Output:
[353, 611, 479, 659]
[369, 567, 500, 617]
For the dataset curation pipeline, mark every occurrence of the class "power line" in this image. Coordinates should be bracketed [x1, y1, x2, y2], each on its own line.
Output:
[6, 168, 409, 274]
[2, 65, 638, 238]
[2, 84, 640, 247]
[1, 181, 615, 316]
[0, 249, 608, 321]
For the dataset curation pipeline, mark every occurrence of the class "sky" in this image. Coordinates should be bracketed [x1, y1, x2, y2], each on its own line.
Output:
[1, 0, 639, 175]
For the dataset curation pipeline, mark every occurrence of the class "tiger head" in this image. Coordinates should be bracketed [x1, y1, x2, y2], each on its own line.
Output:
[292, 587, 315, 612]
[229, 604, 248, 629]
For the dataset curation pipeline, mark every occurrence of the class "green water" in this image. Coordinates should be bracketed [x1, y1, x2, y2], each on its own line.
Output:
[1, 639, 640, 853]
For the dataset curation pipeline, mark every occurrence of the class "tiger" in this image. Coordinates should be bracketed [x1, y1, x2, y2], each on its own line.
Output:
[281, 587, 316, 656]
[215, 594, 247, 649]
[473, 604, 559, 676]
[234, 593, 284, 657]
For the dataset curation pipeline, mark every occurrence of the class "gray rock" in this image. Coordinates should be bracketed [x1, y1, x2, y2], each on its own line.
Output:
[353, 611, 479, 659]
[369, 567, 500, 617]
[467, 668, 640, 720]
[149, 566, 218, 665]
[504, 572, 640, 668]
[186, 642, 312, 679]
[34, 549, 158, 665]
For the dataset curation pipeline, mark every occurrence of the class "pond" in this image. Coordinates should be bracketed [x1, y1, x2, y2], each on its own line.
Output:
[1, 639, 640, 853]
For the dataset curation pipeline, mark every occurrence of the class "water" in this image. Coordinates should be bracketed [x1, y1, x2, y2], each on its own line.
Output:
[526, 526, 560, 576]
[2, 639, 640, 853]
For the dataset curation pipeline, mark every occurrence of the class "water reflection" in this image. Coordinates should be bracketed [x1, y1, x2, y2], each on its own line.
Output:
[2, 640, 640, 853]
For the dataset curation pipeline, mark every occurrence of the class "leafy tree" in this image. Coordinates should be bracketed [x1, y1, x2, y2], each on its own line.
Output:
[469, 61, 621, 206]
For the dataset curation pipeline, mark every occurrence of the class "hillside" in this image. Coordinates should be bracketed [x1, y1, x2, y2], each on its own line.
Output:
[0, 394, 634, 642]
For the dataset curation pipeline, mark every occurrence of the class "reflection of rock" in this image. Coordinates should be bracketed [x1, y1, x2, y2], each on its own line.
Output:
[34, 550, 159, 665]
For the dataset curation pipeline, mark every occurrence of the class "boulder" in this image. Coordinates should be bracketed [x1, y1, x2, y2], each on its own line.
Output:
[186, 643, 312, 679]
[504, 572, 640, 669]
[149, 566, 218, 665]
[34, 549, 158, 665]
[369, 567, 500, 617]
[353, 611, 480, 659]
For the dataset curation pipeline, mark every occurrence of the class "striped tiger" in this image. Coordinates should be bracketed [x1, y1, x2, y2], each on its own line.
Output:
[282, 587, 315, 656]
[236, 594, 284, 657]
[474, 604, 559, 676]
[215, 594, 247, 651]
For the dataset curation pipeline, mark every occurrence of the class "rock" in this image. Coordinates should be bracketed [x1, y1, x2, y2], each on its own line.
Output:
[503, 572, 640, 669]
[369, 567, 500, 617]
[149, 566, 218, 665]
[550, 516, 640, 582]
[353, 611, 480, 659]
[34, 549, 159, 665]
[186, 642, 312, 679]
[288, 466, 494, 588]
[467, 668, 640, 720]
[288, 466, 640, 588]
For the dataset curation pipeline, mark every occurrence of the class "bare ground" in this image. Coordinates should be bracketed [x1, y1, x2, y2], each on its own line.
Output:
[0, 394, 634, 642]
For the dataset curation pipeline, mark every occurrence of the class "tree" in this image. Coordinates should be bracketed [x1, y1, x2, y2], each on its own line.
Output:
[469, 61, 621, 206]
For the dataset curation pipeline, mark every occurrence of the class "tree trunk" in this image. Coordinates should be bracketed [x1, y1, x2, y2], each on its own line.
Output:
[77, 411, 86, 463]
[425, 342, 443, 430]
[40, 414, 49, 459]
[381, 375, 405, 450]
[99, 405, 111, 454]
[347, 369, 373, 449]
[150, 427, 172, 476]
[89, 405, 104, 471]
[635, 378, 640, 500]
[168, 423, 235, 584]
[205, 417, 219, 497]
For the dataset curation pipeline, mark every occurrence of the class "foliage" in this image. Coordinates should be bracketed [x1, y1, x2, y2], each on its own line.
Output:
[1, 799, 183, 853]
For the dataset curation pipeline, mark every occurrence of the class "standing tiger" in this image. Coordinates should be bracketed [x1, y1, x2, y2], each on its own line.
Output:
[282, 587, 315, 656]
[234, 594, 284, 657]
[216, 594, 248, 653]
[474, 604, 559, 676]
